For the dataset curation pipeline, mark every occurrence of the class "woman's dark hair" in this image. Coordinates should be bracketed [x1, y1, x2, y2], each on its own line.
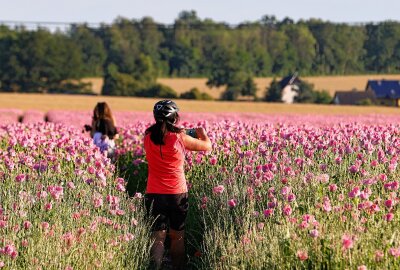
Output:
[146, 100, 183, 145]
[93, 102, 115, 125]
[145, 114, 183, 145]
[91, 102, 117, 138]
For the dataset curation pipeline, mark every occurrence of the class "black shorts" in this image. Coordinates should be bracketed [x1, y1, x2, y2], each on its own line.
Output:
[145, 193, 189, 231]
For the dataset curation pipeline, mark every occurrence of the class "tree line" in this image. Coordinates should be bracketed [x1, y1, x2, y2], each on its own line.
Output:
[0, 11, 399, 101]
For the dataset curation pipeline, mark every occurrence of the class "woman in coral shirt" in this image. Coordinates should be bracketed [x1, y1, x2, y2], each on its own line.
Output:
[144, 100, 212, 270]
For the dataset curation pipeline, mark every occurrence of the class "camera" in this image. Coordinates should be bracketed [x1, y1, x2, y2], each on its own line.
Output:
[185, 128, 197, 138]
[84, 124, 92, 132]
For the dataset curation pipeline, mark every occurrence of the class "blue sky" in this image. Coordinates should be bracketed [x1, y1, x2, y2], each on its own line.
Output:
[1, 0, 399, 26]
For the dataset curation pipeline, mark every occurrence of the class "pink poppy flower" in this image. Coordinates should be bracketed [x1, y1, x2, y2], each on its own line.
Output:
[228, 199, 237, 208]
[384, 213, 394, 222]
[309, 229, 319, 238]
[389, 247, 400, 258]
[296, 250, 308, 261]
[282, 204, 292, 216]
[375, 250, 384, 262]
[342, 234, 354, 250]
[213, 185, 225, 195]
[263, 209, 274, 217]
[209, 156, 217, 165]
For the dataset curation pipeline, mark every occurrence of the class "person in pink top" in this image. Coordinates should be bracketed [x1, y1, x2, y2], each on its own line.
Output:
[144, 100, 212, 270]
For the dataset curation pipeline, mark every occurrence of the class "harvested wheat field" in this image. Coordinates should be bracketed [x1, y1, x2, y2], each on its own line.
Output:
[86, 75, 400, 99]
[0, 93, 399, 115]
[159, 75, 400, 98]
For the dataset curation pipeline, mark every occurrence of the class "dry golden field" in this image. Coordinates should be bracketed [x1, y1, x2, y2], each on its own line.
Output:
[86, 75, 400, 99]
[0, 93, 399, 115]
[161, 75, 400, 98]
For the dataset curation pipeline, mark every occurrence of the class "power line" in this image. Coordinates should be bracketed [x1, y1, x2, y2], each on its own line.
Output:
[0, 18, 391, 31]
[0, 20, 101, 26]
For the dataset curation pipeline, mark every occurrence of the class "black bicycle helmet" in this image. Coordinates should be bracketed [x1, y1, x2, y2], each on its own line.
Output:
[153, 100, 179, 123]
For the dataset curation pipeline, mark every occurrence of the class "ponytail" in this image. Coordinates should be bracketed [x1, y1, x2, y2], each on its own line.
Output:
[145, 115, 183, 145]
[149, 121, 167, 145]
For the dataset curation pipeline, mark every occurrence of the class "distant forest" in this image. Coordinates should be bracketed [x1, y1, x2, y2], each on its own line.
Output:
[0, 11, 400, 100]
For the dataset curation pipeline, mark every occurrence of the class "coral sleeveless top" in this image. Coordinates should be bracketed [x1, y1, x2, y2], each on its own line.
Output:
[144, 132, 187, 194]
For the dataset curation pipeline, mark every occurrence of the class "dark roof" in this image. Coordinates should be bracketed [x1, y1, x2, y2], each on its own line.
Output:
[366, 80, 400, 99]
[334, 90, 376, 105]
[279, 73, 301, 88]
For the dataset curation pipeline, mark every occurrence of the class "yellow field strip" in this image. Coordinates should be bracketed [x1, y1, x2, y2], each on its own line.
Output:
[0, 93, 399, 115]
[82, 75, 400, 98]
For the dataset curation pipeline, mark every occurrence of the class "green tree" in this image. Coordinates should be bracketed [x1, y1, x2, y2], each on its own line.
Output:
[336, 24, 366, 73]
[294, 80, 317, 103]
[283, 24, 317, 74]
[180, 87, 213, 100]
[0, 28, 25, 92]
[221, 85, 241, 101]
[100, 18, 157, 95]
[138, 83, 178, 98]
[313, 90, 332, 104]
[264, 78, 282, 102]
[139, 17, 166, 75]
[307, 20, 337, 74]
[167, 43, 199, 77]
[364, 22, 400, 73]
[0, 29, 83, 92]
[242, 76, 257, 97]
[163, 11, 203, 77]
[207, 47, 257, 100]
[267, 29, 293, 75]
[206, 47, 244, 87]
[69, 25, 107, 77]
[307, 20, 366, 74]
[102, 63, 144, 96]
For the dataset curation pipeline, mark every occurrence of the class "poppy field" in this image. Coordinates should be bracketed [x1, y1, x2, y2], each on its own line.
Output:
[1, 110, 400, 269]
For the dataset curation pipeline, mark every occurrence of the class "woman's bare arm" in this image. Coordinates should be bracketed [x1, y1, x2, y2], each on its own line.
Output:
[182, 127, 212, 151]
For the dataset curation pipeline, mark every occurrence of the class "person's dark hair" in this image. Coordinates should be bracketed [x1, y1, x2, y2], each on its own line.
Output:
[90, 102, 118, 139]
[146, 100, 183, 145]
[93, 102, 115, 126]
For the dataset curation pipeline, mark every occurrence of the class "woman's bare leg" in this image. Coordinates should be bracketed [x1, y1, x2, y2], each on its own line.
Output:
[150, 230, 167, 269]
[169, 229, 185, 270]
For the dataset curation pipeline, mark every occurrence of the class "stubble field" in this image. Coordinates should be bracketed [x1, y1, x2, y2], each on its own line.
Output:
[81, 74, 400, 98]
[0, 93, 400, 116]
